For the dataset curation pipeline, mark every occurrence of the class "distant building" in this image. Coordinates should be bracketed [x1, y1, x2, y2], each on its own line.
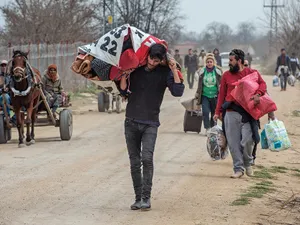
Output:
[172, 42, 200, 57]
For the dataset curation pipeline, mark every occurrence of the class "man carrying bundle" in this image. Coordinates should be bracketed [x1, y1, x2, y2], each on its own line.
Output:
[213, 49, 267, 179]
[120, 43, 184, 211]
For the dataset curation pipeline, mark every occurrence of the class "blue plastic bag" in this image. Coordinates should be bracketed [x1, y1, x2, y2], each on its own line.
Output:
[260, 129, 269, 149]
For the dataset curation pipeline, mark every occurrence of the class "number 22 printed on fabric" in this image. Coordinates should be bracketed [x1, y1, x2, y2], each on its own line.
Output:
[99, 25, 128, 56]
[78, 24, 129, 66]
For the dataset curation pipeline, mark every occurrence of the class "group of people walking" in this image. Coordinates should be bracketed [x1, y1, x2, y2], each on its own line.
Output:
[118, 41, 273, 211]
[275, 48, 300, 91]
[180, 48, 223, 90]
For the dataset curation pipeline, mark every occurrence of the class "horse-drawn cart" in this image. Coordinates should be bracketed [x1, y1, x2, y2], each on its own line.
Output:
[0, 50, 73, 146]
[0, 89, 73, 144]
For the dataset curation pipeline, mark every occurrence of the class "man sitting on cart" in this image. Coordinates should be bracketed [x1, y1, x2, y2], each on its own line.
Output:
[42, 64, 65, 119]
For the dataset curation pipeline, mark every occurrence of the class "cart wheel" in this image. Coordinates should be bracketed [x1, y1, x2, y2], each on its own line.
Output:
[104, 93, 110, 111]
[59, 109, 73, 141]
[98, 92, 106, 112]
[116, 95, 122, 114]
[0, 116, 8, 144]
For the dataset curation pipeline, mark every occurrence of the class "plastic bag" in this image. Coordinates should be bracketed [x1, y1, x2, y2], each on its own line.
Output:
[255, 94, 277, 119]
[288, 75, 296, 86]
[231, 72, 277, 120]
[264, 120, 291, 151]
[260, 129, 269, 149]
[206, 125, 229, 160]
[273, 75, 279, 87]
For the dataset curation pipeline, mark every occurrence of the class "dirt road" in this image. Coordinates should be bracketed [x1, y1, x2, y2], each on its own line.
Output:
[1, 75, 299, 225]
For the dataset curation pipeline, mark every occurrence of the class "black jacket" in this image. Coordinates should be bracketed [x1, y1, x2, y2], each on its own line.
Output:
[275, 55, 291, 72]
[126, 66, 184, 123]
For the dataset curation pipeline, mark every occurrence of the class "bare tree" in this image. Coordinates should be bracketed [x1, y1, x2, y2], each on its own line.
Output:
[0, 0, 183, 45]
[200, 22, 233, 50]
[114, 0, 184, 45]
[179, 31, 201, 43]
[0, 0, 100, 44]
[276, 0, 300, 54]
[235, 22, 256, 44]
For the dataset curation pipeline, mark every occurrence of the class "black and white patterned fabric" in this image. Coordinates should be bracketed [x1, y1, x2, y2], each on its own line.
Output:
[91, 58, 112, 81]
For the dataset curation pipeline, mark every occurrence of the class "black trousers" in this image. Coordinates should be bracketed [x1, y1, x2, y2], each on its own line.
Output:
[124, 119, 158, 200]
[187, 68, 196, 89]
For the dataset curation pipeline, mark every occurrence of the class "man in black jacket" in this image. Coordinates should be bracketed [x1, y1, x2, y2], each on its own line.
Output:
[120, 44, 184, 211]
[275, 48, 291, 91]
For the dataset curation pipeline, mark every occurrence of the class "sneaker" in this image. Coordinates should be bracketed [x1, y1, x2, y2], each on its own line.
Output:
[245, 166, 254, 177]
[141, 198, 151, 211]
[130, 200, 141, 210]
[230, 171, 244, 179]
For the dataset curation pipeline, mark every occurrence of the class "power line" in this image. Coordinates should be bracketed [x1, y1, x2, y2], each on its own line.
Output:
[263, 0, 285, 53]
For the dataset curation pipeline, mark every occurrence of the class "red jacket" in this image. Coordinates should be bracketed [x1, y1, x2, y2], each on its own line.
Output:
[215, 67, 267, 116]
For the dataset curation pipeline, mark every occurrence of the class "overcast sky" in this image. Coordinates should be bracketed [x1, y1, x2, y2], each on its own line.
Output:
[0, 0, 269, 33]
[180, 0, 268, 33]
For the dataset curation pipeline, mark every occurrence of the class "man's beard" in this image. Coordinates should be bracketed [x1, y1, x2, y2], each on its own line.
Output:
[229, 64, 240, 73]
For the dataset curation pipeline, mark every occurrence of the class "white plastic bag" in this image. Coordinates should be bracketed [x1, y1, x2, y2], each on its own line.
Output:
[273, 75, 279, 87]
[194, 70, 200, 82]
[264, 119, 291, 151]
[288, 75, 296, 86]
[206, 125, 229, 160]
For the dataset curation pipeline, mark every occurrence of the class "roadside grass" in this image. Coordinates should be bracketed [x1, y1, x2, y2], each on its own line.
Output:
[231, 180, 275, 206]
[69, 85, 98, 99]
[232, 166, 297, 206]
[253, 168, 275, 179]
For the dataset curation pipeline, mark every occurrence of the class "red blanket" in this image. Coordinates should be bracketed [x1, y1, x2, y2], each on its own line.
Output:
[231, 72, 277, 120]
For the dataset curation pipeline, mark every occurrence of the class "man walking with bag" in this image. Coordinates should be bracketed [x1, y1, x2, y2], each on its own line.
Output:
[213, 49, 267, 178]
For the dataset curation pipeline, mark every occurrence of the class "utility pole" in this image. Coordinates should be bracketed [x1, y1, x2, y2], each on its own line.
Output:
[263, 0, 285, 54]
[103, 0, 106, 34]
[103, 0, 115, 34]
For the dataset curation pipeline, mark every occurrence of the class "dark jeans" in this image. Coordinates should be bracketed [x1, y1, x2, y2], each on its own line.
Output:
[202, 95, 217, 129]
[187, 69, 196, 89]
[124, 118, 158, 200]
[280, 74, 288, 90]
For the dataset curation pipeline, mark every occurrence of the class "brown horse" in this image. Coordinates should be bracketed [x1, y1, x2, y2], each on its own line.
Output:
[9, 50, 41, 147]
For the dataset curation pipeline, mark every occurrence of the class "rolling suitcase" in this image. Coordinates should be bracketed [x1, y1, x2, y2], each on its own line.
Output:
[183, 110, 203, 133]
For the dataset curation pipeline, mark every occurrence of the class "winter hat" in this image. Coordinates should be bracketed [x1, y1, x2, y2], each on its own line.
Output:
[205, 53, 216, 65]
[48, 64, 57, 71]
[1, 60, 8, 65]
